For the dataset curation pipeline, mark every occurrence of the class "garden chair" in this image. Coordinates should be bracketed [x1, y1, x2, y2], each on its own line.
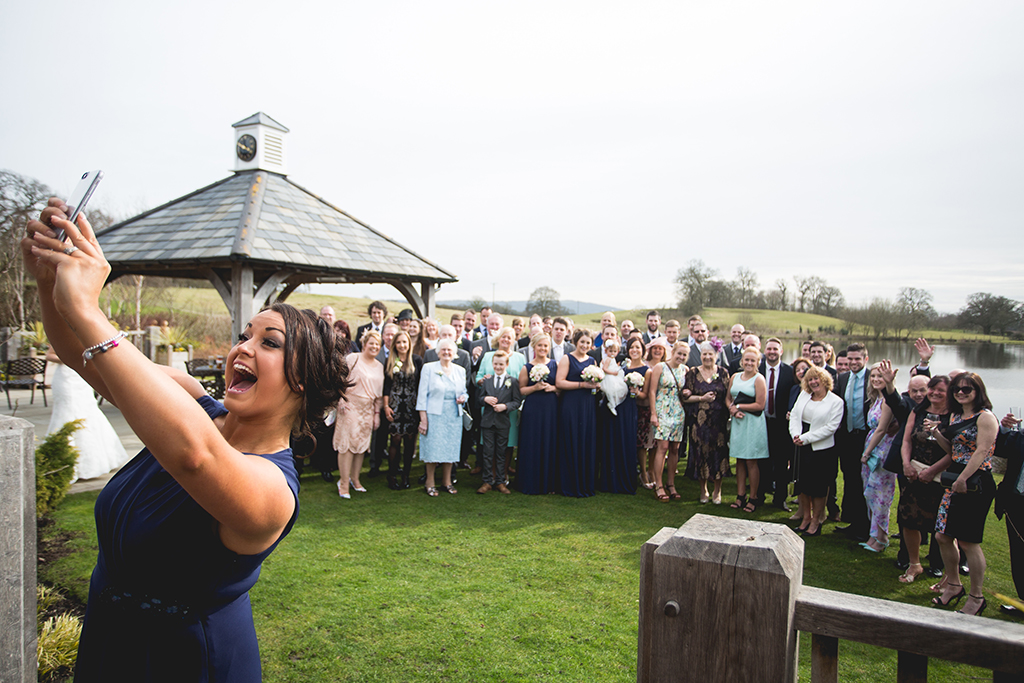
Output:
[3, 357, 48, 409]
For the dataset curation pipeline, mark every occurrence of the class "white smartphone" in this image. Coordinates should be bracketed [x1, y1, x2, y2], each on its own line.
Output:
[56, 170, 104, 242]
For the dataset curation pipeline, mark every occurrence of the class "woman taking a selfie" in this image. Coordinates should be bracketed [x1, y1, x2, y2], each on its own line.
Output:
[24, 199, 349, 681]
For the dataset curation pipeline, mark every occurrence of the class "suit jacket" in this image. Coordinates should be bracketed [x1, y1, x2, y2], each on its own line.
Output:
[834, 369, 871, 435]
[723, 344, 745, 375]
[686, 343, 726, 369]
[759, 360, 796, 421]
[416, 361, 468, 416]
[588, 348, 627, 365]
[642, 331, 662, 345]
[470, 336, 495, 371]
[477, 374, 522, 429]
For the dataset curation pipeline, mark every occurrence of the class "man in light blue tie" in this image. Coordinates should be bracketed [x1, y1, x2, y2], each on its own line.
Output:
[832, 343, 871, 542]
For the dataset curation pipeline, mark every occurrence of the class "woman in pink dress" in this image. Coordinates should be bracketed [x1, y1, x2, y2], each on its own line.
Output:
[333, 330, 384, 498]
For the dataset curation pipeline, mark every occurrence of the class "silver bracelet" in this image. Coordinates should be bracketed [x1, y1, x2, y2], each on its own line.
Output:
[82, 331, 127, 366]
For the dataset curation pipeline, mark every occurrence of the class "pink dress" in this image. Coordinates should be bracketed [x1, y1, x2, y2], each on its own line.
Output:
[333, 353, 384, 453]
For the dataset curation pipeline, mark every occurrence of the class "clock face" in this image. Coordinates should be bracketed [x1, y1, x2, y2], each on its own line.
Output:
[236, 134, 257, 162]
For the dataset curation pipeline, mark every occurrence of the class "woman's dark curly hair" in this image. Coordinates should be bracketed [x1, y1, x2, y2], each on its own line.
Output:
[269, 302, 352, 442]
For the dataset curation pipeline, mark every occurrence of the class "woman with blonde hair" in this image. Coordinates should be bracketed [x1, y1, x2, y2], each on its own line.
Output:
[789, 365, 844, 536]
[335, 330, 385, 497]
[859, 362, 900, 552]
[383, 330, 423, 490]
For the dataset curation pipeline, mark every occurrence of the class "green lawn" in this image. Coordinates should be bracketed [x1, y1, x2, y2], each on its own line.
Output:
[43, 463, 1016, 682]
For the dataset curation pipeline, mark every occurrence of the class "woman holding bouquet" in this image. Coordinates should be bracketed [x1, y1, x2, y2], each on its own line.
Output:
[624, 337, 652, 488]
[647, 341, 689, 502]
[382, 330, 423, 490]
[598, 340, 641, 494]
[556, 329, 600, 497]
[517, 333, 559, 494]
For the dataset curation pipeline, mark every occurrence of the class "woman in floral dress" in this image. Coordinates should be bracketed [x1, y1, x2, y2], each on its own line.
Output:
[683, 342, 731, 505]
[646, 341, 689, 501]
[859, 363, 898, 552]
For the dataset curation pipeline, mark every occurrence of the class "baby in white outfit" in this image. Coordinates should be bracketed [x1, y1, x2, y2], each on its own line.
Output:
[599, 340, 628, 415]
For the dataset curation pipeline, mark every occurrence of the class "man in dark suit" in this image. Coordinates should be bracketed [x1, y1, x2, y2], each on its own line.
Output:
[470, 313, 504, 370]
[588, 326, 626, 364]
[760, 337, 797, 510]
[355, 301, 388, 348]
[832, 342, 871, 542]
[686, 322, 710, 368]
[476, 351, 522, 494]
[723, 324, 746, 375]
[367, 323, 399, 478]
[809, 341, 838, 382]
[641, 310, 661, 345]
[549, 317, 574, 363]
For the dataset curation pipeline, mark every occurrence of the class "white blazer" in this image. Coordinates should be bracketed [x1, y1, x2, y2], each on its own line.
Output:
[416, 361, 469, 416]
[789, 391, 844, 450]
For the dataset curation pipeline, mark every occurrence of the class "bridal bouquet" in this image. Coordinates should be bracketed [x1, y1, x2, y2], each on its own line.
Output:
[529, 364, 550, 384]
[580, 365, 605, 394]
[625, 372, 645, 396]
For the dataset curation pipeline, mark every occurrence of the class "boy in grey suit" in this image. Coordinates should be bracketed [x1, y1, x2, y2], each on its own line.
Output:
[476, 351, 521, 494]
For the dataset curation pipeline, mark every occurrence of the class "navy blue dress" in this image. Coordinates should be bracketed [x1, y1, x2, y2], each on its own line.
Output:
[74, 396, 300, 682]
[598, 365, 640, 494]
[518, 360, 559, 494]
[558, 355, 598, 497]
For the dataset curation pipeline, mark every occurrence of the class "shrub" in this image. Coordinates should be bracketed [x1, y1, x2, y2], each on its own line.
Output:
[37, 613, 82, 681]
[36, 420, 82, 518]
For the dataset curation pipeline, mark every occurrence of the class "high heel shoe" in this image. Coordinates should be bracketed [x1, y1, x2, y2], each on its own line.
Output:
[932, 584, 966, 607]
[350, 479, 367, 493]
[803, 525, 821, 537]
[337, 480, 351, 499]
[957, 595, 987, 616]
[898, 563, 924, 584]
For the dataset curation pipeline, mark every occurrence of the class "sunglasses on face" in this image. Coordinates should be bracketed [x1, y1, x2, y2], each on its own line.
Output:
[953, 385, 976, 395]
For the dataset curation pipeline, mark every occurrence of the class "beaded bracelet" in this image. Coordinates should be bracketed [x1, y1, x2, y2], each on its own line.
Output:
[82, 331, 128, 367]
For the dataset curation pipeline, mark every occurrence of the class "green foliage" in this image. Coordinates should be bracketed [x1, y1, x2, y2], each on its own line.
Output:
[36, 585, 61, 619]
[22, 320, 48, 350]
[37, 613, 82, 681]
[36, 420, 82, 518]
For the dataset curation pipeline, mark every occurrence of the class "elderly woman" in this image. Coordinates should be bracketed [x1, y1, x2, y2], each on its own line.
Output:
[383, 331, 423, 490]
[725, 347, 769, 512]
[556, 329, 600, 497]
[927, 372, 998, 616]
[683, 341, 730, 505]
[334, 330, 385, 497]
[897, 374, 950, 583]
[648, 341, 689, 502]
[25, 201, 349, 680]
[517, 333, 559, 494]
[416, 339, 469, 496]
[477, 326, 527, 478]
[858, 363, 900, 552]
[789, 366, 844, 536]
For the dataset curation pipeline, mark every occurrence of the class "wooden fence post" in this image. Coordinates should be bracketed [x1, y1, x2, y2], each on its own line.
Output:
[638, 514, 804, 683]
[0, 415, 37, 683]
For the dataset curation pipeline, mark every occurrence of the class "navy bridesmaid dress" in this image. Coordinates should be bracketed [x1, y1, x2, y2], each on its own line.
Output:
[598, 364, 640, 494]
[518, 359, 559, 494]
[558, 354, 598, 497]
[73, 396, 300, 682]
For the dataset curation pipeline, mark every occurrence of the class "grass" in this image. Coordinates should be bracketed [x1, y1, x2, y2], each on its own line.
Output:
[41, 462, 1017, 682]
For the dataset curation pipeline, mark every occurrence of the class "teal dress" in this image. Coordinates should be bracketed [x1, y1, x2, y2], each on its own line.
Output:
[476, 350, 526, 447]
[730, 373, 769, 460]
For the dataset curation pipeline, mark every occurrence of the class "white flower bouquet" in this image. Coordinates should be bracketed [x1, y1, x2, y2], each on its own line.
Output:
[625, 371, 645, 396]
[529, 364, 550, 384]
[581, 365, 605, 394]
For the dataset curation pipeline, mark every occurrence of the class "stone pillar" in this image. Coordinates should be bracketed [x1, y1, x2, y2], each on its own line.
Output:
[0, 415, 37, 683]
[637, 514, 804, 683]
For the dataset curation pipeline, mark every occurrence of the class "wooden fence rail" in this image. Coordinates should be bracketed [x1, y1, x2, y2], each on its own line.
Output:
[638, 515, 1024, 682]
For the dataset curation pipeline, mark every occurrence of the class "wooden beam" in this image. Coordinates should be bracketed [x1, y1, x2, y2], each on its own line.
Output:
[254, 269, 296, 309]
[810, 634, 838, 683]
[386, 280, 426, 319]
[230, 264, 254, 341]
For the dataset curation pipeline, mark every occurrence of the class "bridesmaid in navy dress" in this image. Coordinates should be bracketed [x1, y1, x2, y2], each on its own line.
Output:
[517, 333, 559, 494]
[26, 198, 350, 683]
[556, 329, 600, 497]
[598, 339, 638, 494]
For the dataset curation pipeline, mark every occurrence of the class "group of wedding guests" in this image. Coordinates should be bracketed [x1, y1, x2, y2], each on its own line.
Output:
[316, 302, 1020, 618]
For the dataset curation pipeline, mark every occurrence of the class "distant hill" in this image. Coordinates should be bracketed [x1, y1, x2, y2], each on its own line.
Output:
[437, 299, 615, 315]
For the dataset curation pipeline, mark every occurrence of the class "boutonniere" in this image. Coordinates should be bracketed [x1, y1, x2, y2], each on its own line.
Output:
[473, 330, 482, 340]
[394, 360, 403, 370]
[436, 370, 444, 377]
[504, 378, 512, 388]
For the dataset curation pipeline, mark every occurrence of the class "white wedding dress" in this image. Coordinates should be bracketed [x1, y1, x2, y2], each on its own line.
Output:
[46, 363, 130, 482]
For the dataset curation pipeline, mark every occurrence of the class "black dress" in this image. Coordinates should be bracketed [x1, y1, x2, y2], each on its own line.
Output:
[384, 354, 423, 436]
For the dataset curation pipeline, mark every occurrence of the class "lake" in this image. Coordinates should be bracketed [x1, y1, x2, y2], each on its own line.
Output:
[781, 341, 1024, 417]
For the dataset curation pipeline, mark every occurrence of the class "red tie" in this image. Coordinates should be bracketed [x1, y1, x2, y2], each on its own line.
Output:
[768, 366, 776, 416]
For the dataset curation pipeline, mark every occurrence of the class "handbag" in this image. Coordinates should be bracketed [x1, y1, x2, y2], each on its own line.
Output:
[734, 391, 762, 417]
[939, 463, 982, 493]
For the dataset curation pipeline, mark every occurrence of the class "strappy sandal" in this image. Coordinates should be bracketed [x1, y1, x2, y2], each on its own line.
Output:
[730, 495, 747, 509]
[443, 485, 458, 495]
[654, 486, 670, 502]
[743, 498, 759, 513]
[667, 486, 681, 501]
[425, 486, 439, 497]
[899, 563, 924, 584]
[932, 584, 965, 607]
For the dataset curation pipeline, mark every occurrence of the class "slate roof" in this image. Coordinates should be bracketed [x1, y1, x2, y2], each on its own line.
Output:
[96, 171, 457, 283]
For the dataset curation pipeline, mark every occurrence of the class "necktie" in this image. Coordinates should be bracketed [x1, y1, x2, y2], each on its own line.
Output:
[495, 375, 502, 389]
[768, 366, 775, 416]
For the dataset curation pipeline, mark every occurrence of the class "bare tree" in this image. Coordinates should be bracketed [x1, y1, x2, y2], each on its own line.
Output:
[793, 275, 824, 313]
[814, 285, 845, 317]
[774, 278, 789, 311]
[735, 267, 759, 308]
[675, 259, 719, 313]
[526, 286, 568, 317]
[895, 287, 936, 337]
[0, 170, 53, 328]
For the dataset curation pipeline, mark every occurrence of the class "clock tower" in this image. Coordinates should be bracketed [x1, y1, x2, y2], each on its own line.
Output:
[231, 112, 289, 175]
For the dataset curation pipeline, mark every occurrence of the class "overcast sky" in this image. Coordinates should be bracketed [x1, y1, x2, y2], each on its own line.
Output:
[3, 1, 1022, 314]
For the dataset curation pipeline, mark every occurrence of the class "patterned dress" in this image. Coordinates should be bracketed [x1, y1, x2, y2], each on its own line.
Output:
[626, 364, 653, 450]
[383, 355, 422, 437]
[683, 365, 731, 481]
[897, 408, 948, 533]
[935, 411, 996, 543]
[653, 362, 687, 442]
[861, 397, 897, 541]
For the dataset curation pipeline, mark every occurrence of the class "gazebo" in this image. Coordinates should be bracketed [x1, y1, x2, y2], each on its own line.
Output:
[96, 113, 457, 339]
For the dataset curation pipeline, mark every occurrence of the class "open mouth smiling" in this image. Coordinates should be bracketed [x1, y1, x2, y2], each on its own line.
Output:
[229, 362, 257, 393]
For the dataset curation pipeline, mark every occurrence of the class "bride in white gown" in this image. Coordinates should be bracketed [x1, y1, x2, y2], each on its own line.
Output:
[45, 351, 130, 482]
